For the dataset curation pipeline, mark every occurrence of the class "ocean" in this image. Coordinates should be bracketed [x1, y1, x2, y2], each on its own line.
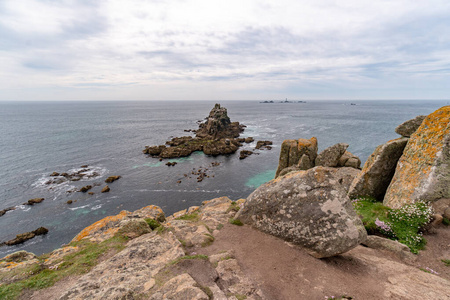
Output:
[0, 100, 446, 256]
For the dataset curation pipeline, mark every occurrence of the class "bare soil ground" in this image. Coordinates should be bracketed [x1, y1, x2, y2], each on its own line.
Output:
[198, 224, 450, 300]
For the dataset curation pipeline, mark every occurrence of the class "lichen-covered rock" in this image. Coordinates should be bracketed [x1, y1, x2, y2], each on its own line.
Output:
[395, 115, 426, 137]
[315, 143, 348, 167]
[348, 137, 408, 200]
[59, 232, 185, 299]
[0, 251, 39, 273]
[337, 151, 361, 169]
[149, 273, 209, 300]
[384, 106, 450, 208]
[44, 246, 79, 268]
[275, 137, 318, 178]
[334, 167, 361, 193]
[118, 219, 151, 239]
[71, 205, 165, 242]
[236, 166, 367, 258]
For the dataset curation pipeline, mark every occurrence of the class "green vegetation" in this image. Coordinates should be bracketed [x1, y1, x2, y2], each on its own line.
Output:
[0, 234, 128, 300]
[441, 259, 450, 266]
[175, 212, 200, 222]
[201, 233, 215, 247]
[229, 218, 243, 226]
[352, 197, 433, 254]
[144, 218, 161, 230]
[442, 217, 450, 226]
[226, 201, 240, 213]
[216, 224, 224, 230]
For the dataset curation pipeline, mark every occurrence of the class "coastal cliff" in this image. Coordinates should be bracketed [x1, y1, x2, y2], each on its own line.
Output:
[1, 106, 450, 299]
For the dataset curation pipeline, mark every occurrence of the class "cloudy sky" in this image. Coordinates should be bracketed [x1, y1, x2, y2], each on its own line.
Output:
[1, 0, 449, 101]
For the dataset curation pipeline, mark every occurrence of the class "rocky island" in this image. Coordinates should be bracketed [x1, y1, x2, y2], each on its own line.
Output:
[143, 104, 271, 159]
[1, 106, 449, 299]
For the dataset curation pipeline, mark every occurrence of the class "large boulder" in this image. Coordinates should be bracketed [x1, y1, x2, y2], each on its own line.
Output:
[384, 106, 450, 208]
[348, 137, 408, 200]
[275, 137, 318, 178]
[237, 166, 367, 258]
[315, 143, 348, 167]
[395, 115, 426, 137]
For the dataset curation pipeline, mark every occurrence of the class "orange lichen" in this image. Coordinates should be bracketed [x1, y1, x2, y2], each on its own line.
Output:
[384, 106, 450, 208]
[72, 210, 129, 242]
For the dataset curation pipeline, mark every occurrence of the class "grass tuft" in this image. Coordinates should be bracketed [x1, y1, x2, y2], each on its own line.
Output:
[229, 218, 243, 226]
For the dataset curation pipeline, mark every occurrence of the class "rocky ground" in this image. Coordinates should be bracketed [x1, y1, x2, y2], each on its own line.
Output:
[1, 197, 448, 300]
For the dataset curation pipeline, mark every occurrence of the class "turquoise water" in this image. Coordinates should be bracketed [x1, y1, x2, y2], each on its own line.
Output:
[245, 169, 277, 188]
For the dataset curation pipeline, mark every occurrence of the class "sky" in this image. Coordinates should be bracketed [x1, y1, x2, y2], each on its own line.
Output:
[1, 0, 450, 101]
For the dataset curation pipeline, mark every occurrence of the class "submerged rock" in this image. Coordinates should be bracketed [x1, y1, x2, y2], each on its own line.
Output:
[384, 106, 450, 208]
[237, 166, 367, 258]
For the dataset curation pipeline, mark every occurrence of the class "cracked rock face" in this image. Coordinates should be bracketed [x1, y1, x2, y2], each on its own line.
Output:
[237, 166, 367, 258]
[384, 106, 450, 208]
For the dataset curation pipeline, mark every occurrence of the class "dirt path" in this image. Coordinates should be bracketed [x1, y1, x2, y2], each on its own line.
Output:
[199, 224, 450, 300]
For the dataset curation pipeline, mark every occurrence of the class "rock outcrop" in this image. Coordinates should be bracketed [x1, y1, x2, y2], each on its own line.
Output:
[237, 167, 367, 258]
[143, 104, 248, 158]
[275, 137, 318, 177]
[275, 138, 360, 178]
[315, 143, 349, 167]
[2, 227, 48, 246]
[384, 106, 450, 208]
[348, 137, 408, 200]
[395, 115, 426, 137]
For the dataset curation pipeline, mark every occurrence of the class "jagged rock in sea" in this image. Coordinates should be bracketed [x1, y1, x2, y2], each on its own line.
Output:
[195, 103, 244, 140]
[315, 143, 349, 167]
[275, 137, 318, 177]
[348, 137, 408, 201]
[395, 115, 426, 137]
[3, 227, 48, 246]
[255, 140, 273, 150]
[23, 198, 45, 205]
[239, 150, 253, 159]
[337, 150, 361, 169]
[105, 175, 121, 183]
[237, 166, 367, 258]
[384, 106, 450, 208]
[143, 104, 247, 158]
[0, 206, 15, 217]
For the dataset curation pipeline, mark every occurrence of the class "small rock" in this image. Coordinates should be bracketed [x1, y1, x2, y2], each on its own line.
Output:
[105, 176, 121, 183]
[50, 172, 60, 177]
[101, 186, 110, 193]
[88, 192, 94, 195]
[25, 198, 45, 206]
[239, 150, 253, 159]
[79, 186, 92, 193]
[67, 200, 73, 205]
